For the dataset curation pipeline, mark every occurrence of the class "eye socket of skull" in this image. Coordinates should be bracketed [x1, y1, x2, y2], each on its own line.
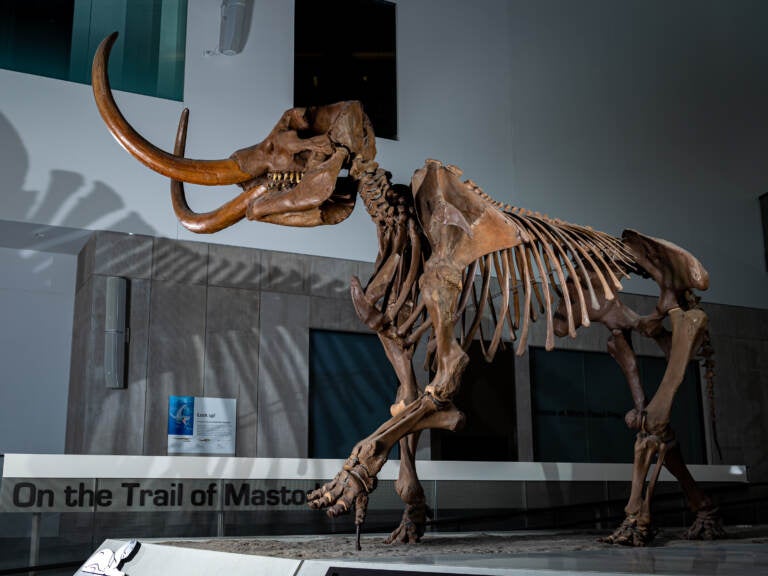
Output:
[305, 101, 372, 158]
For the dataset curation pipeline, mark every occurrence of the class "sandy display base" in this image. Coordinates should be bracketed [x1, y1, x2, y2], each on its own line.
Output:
[160, 526, 768, 561]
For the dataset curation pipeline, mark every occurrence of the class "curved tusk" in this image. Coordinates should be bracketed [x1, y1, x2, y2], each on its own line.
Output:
[171, 109, 261, 233]
[92, 32, 251, 186]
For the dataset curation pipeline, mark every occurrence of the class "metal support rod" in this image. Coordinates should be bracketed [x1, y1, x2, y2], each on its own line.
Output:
[29, 512, 41, 576]
[217, 480, 225, 537]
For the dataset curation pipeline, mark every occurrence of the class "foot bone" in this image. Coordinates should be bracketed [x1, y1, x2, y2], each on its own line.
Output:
[307, 458, 377, 520]
[683, 507, 726, 540]
[385, 502, 432, 544]
[600, 514, 656, 547]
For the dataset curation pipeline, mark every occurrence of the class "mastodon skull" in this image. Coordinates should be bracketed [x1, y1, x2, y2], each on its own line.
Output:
[92, 32, 376, 232]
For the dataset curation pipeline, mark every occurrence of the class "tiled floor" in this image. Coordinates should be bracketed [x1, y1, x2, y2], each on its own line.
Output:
[151, 528, 768, 576]
[361, 539, 768, 575]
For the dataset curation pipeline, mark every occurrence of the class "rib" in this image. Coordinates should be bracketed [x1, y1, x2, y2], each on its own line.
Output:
[511, 214, 576, 337]
[486, 250, 512, 358]
[525, 216, 588, 331]
[515, 243, 533, 356]
[525, 238, 556, 350]
[462, 255, 493, 350]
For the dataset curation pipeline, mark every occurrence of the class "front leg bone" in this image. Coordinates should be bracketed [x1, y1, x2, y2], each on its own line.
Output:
[386, 433, 429, 544]
[307, 396, 464, 522]
[309, 257, 468, 534]
[307, 394, 444, 519]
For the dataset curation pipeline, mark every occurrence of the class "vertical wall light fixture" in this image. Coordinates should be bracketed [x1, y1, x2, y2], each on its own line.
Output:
[104, 276, 128, 389]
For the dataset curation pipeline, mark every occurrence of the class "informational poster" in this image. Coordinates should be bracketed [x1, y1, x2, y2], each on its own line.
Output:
[167, 396, 236, 455]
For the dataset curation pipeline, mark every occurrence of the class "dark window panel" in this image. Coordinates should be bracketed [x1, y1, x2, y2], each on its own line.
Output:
[0, 0, 75, 80]
[431, 341, 518, 462]
[531, 347, 705, 464]
[294, 0, 397, 139]
[308, 329, 399, 459]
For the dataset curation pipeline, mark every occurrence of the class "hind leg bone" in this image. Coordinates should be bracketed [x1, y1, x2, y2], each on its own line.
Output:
[376, 334, 431, 544]
[571, 280, 720, 544]
[603, 307, 709, 545]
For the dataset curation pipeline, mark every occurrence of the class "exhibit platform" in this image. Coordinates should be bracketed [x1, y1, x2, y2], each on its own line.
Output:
[74, 527, 768, 576]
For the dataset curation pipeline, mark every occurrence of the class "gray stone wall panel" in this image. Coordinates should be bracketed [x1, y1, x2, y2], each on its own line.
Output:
[309, 295, 362, 333]
[75, 234, 96, 291]
[309, 256, 357, 298]
[93, 231, 153, 279]
[144, 280, 207, 455]
[152, 238, 209, 285]
[262, 251, 310, 293]
[204, 285, 261, 457]
[257, 291, 310, 458]
[65, 274, 94, 453]
[208, 243, 264, 289]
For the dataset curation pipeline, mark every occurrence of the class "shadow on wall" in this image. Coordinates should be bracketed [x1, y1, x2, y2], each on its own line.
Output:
[0, 111, 150, 455]
[0, 111, 156, 255]
[0, 110, 158, 454]
[74, 232, 360, 458]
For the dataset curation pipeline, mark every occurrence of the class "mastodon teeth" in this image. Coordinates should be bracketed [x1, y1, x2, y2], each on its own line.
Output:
[267, 170, 305, 186]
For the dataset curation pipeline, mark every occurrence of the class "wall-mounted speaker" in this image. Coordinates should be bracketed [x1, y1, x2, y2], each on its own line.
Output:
[219, 0, 248, 55]
[105, 276, 128, 389]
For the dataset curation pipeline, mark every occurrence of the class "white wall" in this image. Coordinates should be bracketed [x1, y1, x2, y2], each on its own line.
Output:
[0, 248, 75, 454]
[506, 0, 768, 306]
[1, 0, 766, 308]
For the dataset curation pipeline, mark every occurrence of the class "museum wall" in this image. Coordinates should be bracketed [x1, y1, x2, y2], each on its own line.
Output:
[1, 0, 766, 308]
[65, 232, 768, 485]
[1, 1, 766, 458]
[64, 231, 414, 457]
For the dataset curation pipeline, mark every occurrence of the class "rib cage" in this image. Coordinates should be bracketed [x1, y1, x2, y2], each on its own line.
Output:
[358, 163, 638, 364]
[454, 207, 636, 361]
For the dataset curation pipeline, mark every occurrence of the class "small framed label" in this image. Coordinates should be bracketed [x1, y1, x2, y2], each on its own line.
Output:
[168, 396, 236, 455]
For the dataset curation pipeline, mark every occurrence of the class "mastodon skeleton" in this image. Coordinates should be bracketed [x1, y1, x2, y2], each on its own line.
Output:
[92, 32, 724, 548]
